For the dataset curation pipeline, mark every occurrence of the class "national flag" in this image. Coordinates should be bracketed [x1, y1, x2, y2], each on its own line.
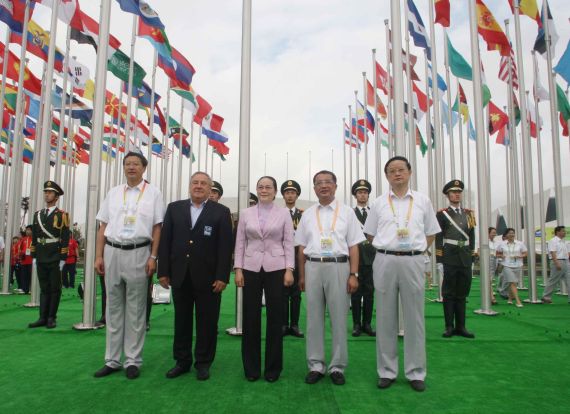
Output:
[32, 0, 83, 31]
[365, 79, 387, 118]
[104, 90, 121, 119]
[447, 35, 473, 80]
[488, 101, 509, 135]
[123, 80, 160, 108]
[153, 103, 166, 134]
[526, 99, 540, 138]
[344, 123, 362, 151]
[554, 39, 570, 86]
[0, 41, 42, 95]
[193, 95, 212, 126]
[70, 10, 121, 54]
[468, 117, 477, 141]
[350, 118, 368, 143]
[512, 91, 521, 126]
[172, 84, 197, 108]
[67, 57, 90, 89]
[23, 116, 36, 138]
[412, 82, 431, 113]
[495, 125, 508, 145]
[533, 2, 558, 56]
[508, 0, 541, 27]
[415, 126, 428, 156]
[0, 0, 32, 33]
[168, 115, 188, 139]
[480, 63, 492, 107]
[356, 100, 375, 132]
[452, 82, 469, 122]
[427, 63, 447, 96]
[209, 139, 229, 156]
[441, 99, 459, 133]
[116, 0, 164, 30]
[75, 79, 94, 101]
[498, 48, 518, 89]
[434, 0, 450, 27]
[475, 0, 511, 56]
[10, 19, 65, 72]
[556, 83, 570, 136]
[137, 16, 171, 58]
[157, 47, 195, 89]
[107, 49, 146, 87]
[375, 61, 389, 95]
[407, 0, 431, 60]
[202, 113, 224, 133]
[534, 70, 549, 101]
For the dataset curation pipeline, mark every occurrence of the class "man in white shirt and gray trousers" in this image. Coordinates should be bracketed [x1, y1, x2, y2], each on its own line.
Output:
[363, 156, 440, 392]
[295, 170, 364, 386]
[542, 225, 570, 304]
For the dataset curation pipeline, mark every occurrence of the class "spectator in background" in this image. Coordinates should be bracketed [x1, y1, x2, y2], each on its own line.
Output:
[496, 228, 527, 308]
[19, 226, 33, 294]
[62, 235, 79, 288]
[10, 235, 22, 292]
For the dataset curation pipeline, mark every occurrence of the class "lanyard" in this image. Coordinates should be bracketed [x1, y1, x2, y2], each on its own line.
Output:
[316, 201, 340, 235]
[388, 192, 414, 229]
[123, 182, 147, 211]
[506, 241, 517, 258]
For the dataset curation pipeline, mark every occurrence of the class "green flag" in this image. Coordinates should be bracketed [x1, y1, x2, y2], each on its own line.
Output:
[416, 126, 428, 157]
[107, 49, 146, 87]
[556, 83, 570, 122]
[172, 85, 197, 108]
[482, 84, 491, 107]
[447, 35, 472, 80]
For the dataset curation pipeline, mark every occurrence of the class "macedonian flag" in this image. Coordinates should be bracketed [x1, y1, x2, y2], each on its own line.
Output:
[476, 0, 512, 57]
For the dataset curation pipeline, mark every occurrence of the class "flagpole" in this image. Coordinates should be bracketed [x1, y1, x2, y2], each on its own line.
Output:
[513, 0, 538, 303]
[204, 136, 209, 176]
[403, 18, 417, 190]
[428, 0, 443, 208]
[443, 28, 456, 179]
[123, 15, 137, 152]
[467, 0, 495, 316]
[354, 91, 360, 179]
[342, 119, 347, 205]
[169, 123, 176, 202]
[424, 51, 435, 202]
[456, 79, 465, 182]
[112, 89, 124, 189]
[0, 28, 12, 246]
[73, 0, 112, 330]
[348, 105, 354, 208]
[362, 72, 369, 181]
[54, 25, 71, 183]
[147, 50, 158, 180]
[2, 2, 32, 295]
[227, 0, 252, 337]
[197, 129, 202, 172]
[372, 48, 382, 195]
[162, 84, 171, 202]
[210, 148, 214, 177]
[390, 0, 405, 156]
[188, 120, 194, 180]
[384, 19, 394, 156]
[176, 100, 184, 201]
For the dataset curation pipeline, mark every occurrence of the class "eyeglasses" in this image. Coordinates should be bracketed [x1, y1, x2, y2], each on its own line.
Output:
[314, 180, 335, 187]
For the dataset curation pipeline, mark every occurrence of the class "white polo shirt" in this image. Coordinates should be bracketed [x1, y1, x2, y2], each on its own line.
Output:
[548, 235, 569, 260]
[363, 188, 440, 252]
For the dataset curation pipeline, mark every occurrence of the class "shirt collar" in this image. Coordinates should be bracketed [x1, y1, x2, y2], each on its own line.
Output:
[389, 188, 413, 199]
[318, 198, 336, 210]
[191, 199, 207, 208]
[126, 180, 146, 191]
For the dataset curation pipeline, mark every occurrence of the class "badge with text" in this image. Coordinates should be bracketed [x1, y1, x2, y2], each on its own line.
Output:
[320, 236, 333, 256]
[397, 228, 411, 250]
[204, 226, 212, 237]
[120, 215, 137, 238]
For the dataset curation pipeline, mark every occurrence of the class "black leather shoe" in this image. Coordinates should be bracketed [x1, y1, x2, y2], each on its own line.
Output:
[197, 367, 210, 381]
[453, 328, 475, 339]
[126, 365, 140, 380]
[166, 365, 190, 379]
[305, 371, 324, 384]
[246, 375, 260, 382]
[282, 326, 289, 336]
[28, 319, 47, 328]
[94, 365, 121, 378]
[377, 377, 395, 389]
[265, 374, 279, 383]
[410, 380, 426, 392]
[46, 318, 56, 329]
[352, 323, 361, 337]
[289, 325, 304, 338]
[442, 326, 454, 338]
[330, 371, 345, 385]
[362, 324, 376, 336]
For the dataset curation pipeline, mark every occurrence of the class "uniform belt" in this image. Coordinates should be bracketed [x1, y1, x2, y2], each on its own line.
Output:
[443, 238, 467, 247]
[306, 256, 348, 263]
[105, 239, 151, 250]
[38, 237, 59, 245]
[377, 249, 423, 256]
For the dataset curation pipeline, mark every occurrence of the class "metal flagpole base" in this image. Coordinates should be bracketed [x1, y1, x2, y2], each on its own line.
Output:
[225, 327, 242, 336]
[474, 309, 499, 316]
[518, 287, 528, 291]
[73, 322, 105, 331]
[523, 299, 543, 304]
[23, 301, 39, 308]
[0, 292, 12, 296]
[555, 292, 568, 296]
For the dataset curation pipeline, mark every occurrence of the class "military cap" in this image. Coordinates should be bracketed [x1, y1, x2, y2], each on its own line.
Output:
[280, 179, 301, 196]
[443, 179, 464, 194]
[351, 179, 371, 196]
[211, 181, 223, 196]
[249, 192, 258, 205]
[43, 180, 64, 196]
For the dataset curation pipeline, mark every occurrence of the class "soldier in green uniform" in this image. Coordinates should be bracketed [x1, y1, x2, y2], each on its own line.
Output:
[280, 180, 304, 338]
[435, 180, 476, 339]
[351, 180, 376, 337]
[209, 181, 223, 202]
[29, 181, 70, 329]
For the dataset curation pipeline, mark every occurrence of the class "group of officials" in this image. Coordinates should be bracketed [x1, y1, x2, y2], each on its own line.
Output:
[23, 149, 493, 392]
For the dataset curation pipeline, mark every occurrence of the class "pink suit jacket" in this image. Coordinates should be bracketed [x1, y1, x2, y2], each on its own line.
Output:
[234, 204, 295, 272]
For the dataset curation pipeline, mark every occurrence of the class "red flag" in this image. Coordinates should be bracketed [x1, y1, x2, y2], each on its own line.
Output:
[435, 0, 450, 27]
[495, 125, 507, 145]
[194, 95, 212, 125]
[560, 113, 568, 137]
[488, 101, 509, 135]
[476, 0, 512, 56]
[209, 139, 229, 155]
[375, 61, 389, 95]
[412, 82, 432, 113]
[366, 79, 387, 118]
[0, 41, 42, 95]
[498, 48, 518, 89]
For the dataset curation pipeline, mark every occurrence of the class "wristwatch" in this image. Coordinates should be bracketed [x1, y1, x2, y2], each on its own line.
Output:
[349, 272, 359, 278]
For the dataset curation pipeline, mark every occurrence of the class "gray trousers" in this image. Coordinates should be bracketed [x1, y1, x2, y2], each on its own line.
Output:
[543, 260, 570, 301]
[103, 245, 150, 368]
[305, 261, 350, 374]
[373, 253, 426, 381]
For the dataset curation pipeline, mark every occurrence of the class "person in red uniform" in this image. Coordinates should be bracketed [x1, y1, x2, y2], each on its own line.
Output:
[10, 235, 22, 292]
[62, 236, 79, 288]
[19, 226, 33, 294]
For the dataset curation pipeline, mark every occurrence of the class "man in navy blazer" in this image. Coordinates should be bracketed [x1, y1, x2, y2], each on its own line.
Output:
[157, 171, 233, 381]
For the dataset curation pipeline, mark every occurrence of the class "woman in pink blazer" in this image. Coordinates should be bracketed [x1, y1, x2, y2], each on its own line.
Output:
[234, 176, 295, 382]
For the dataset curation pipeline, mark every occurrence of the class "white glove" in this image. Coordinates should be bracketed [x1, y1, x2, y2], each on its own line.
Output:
[59, 260, 65, 271]
[33, 259, 36, 267]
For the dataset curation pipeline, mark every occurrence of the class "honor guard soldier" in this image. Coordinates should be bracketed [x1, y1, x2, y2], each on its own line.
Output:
[436, 180, 476, 339]
[351, 180, 376, 337]
[281, 179, 304, 338]
[209, 181, 223, 202]
[28, 181, 70, 329]
[249, 193, 258, 206]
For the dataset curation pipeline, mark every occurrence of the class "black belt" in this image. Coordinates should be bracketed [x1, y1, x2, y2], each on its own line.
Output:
[105, 239, 151, 250]
[307, 256, 348, 263]
[377, 249, 423, 256]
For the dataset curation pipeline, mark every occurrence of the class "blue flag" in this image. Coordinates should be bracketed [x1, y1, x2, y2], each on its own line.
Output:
[115, 0, 164, 30]
[554, 39, 570, 86]
[427, 64, 447, 95]
[407, 0, 431, 61]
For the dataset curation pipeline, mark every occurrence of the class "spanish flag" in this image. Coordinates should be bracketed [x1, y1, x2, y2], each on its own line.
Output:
[476, 0, 511, 57]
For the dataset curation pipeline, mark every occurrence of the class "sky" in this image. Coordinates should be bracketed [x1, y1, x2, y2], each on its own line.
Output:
[2, 0, 569, 226]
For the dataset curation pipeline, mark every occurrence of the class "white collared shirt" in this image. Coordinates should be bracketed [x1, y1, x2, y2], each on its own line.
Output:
[548, 236, 569, 260]
[363, 188, 440, 251]
[294, 199, 365, 257]
[97, 180, 165, 244]
[190, 199, 207, 228]
[497, 240, 527, 268]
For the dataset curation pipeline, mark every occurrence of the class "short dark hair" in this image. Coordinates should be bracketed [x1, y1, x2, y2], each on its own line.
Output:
[384, 156, 411, 174]
[257, 176, 278, 192]
[123, 151, 148, 167]
[554, 225, 566, 234]
[503, 227, 515, 237]
[26, 225, 32, 230]
[313, 170, 337, 185]
[488, 227, 496, 235]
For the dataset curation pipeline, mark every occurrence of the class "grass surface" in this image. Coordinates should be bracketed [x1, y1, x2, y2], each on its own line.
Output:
[0, 270, 568, 414]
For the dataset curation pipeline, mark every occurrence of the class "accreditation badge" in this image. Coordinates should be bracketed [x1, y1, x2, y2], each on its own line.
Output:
[320, 236, 333, 257]
[120, 215, 137, 238]
[397, 228, 411, 250]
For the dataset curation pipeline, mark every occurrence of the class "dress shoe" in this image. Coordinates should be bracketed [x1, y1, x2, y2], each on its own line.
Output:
[246, 375, 260, 382]
[282, 326, 289, 337]
[289, 325, 304, 338]
[352, 323, 361, 337]
[362, 324, 376, 336]
[126, 365, 140, 379]
[46, 318, 56, 329]
[166, 365, 190, 379]
[305, 371, 324, 384]
[409, 380, 426, 392]
[378, 378, 395, 389]
[264, 374, 279, 383]
[28, 319, 47, 328]
[94, 365, 121, 378]
[454, 328, 475, 339]
[442, 326, 454, 338]
[330, 371, 345, 386]
[196, 367, 210, 381]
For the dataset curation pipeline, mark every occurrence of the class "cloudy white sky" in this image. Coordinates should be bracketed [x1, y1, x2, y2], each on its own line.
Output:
[2, 0, 569, 225]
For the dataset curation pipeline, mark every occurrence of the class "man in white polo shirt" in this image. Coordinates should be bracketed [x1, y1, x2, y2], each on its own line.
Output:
[542, 226, 570, 304]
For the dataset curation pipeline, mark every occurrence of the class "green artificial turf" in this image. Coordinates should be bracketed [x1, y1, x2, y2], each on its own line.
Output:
[0, 269, 568, 414]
